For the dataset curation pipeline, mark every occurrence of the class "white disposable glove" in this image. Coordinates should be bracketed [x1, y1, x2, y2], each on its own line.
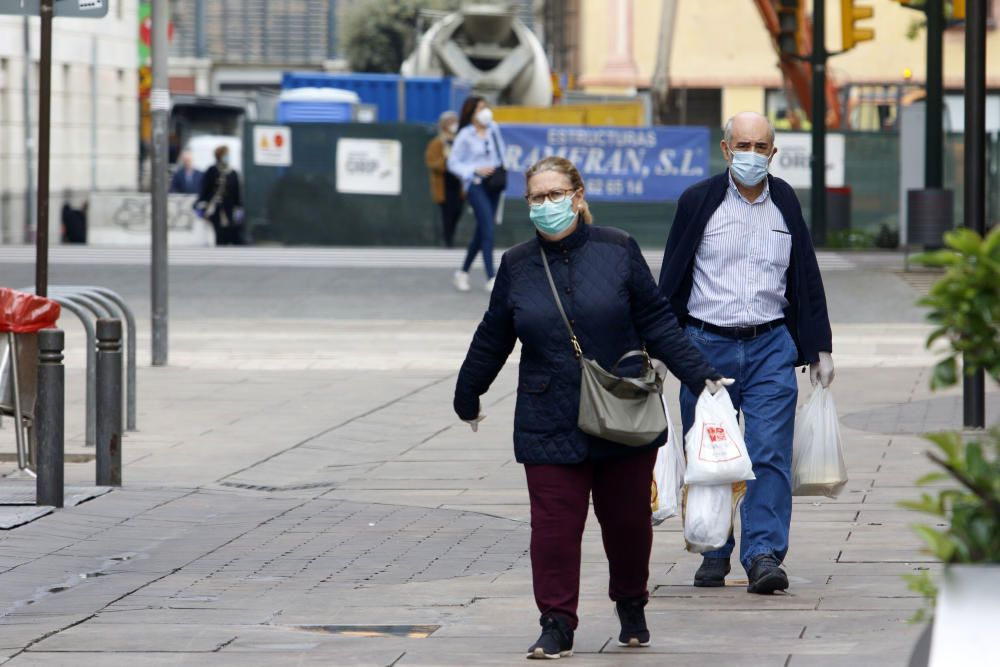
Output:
[704, 377, 735, 395]
[810, 352, 835, 388]
[462, 413, 486, 432]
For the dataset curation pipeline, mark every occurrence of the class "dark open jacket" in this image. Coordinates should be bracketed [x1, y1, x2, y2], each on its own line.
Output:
[454, 223, 718, 465]
[657, 172, 832, 366]
[197, 165, 242, 226]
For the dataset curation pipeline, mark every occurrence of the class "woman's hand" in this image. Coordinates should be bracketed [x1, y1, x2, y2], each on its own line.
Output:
[462, 413, 486, 432]
[475, 166, 496, 177]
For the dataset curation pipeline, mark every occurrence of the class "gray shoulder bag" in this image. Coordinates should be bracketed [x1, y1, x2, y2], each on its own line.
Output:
[539, 245, 667, 447]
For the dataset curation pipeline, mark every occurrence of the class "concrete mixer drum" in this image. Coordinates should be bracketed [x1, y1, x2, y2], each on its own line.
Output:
[402, 3, 553, 107]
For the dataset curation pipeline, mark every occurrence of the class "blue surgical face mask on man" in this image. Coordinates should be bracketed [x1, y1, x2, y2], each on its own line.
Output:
[727, 144, 770, 186]
[530, 196, 577, 236]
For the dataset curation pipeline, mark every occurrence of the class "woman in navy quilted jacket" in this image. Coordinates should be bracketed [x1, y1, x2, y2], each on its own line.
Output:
[453, 157, 729, 659]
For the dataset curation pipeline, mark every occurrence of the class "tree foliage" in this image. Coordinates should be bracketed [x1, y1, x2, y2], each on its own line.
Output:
[343, 0, 459, 73]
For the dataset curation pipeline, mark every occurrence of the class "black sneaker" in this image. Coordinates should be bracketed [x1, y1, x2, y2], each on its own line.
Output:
[615, 598, 651, 648]
[693, 557, 731, 587]
[526, 614, 574, 659]
[747, 555, 789, 595]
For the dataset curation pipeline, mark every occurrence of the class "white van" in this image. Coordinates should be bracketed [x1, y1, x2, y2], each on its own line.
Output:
[184, 135, 243, 174]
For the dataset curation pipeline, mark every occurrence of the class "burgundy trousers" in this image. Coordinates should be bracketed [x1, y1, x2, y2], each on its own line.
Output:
[524, 449, 657, 629]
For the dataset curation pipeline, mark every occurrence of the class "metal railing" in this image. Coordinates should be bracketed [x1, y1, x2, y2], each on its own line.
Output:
[21, 285, 137, 447]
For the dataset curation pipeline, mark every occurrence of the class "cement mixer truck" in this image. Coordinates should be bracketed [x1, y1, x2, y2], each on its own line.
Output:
[401, 3, 553, 107]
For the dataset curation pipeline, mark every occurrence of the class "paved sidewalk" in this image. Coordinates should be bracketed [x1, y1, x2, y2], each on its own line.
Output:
[0, 255, 989, 665]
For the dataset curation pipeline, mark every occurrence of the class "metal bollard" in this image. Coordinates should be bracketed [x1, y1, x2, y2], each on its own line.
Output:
[36, 328, 64, 508]
[96, 319, 122, 487]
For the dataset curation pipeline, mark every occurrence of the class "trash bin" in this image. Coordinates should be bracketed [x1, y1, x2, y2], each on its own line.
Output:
[907, 188, 954, 249]
[0, 288, 61, 472]
[826, 186, 851, 235]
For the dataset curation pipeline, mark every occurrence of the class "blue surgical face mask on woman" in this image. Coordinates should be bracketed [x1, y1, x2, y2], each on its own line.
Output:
[727, 145, 770, 186]
[530, 196, 577, 236]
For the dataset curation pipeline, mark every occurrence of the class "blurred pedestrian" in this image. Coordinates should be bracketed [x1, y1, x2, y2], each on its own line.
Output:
[195, 145, 245, 246]
[447, 95, 507, 292]
[425, 111, 464, 248]
[60, 192, 87, 244]
[658, 111, 834, 595]
[454, 156, 729, 659]
[170, 149, 203, 195]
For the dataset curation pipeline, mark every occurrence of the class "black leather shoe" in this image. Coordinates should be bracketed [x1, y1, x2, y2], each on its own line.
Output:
[526, 614, 574, 659]
[693, 557, 731, 587]
[747, 555, 789, 594]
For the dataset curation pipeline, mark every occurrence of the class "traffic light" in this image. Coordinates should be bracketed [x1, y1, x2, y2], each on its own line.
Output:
[776, 0, 803, 56]
[952, 0, 965, 20]
[841, 0, 875, 51]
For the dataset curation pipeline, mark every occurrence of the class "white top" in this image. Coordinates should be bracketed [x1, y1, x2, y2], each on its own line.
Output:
[687, 172, 792, 327]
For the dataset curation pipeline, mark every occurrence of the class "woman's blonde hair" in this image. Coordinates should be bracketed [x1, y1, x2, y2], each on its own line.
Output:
[524, 156, 594, 225]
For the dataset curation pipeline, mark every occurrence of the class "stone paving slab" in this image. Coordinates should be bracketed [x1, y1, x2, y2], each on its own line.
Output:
[0, 508, 52, 531]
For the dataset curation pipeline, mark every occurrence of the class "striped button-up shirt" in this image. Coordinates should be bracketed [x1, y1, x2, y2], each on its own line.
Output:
[687, 172, 792, 327]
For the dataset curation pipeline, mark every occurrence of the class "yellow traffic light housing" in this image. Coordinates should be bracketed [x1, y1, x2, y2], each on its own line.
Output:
[841, 0, 875, 51]
[952, 0, 965, 20]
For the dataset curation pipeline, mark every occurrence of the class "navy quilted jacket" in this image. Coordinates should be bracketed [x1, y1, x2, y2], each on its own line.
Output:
[453, 223, 718, 465]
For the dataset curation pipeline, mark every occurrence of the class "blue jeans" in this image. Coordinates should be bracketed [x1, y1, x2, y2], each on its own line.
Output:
[461, 183, 500, 278]
[679, 324, 798, 572]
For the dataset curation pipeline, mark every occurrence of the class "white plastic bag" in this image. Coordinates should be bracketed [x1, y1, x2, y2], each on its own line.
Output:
[651, 397, 684, 525]
[683, 389, 755, 485]
[683, 483, 733, 553]
[792, 386, 848, 498]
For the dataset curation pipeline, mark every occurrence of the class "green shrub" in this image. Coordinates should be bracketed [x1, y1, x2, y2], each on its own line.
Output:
[902, 226, 1000, 620]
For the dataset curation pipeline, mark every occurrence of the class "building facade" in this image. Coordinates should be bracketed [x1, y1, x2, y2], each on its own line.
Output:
[0, 4, 139, 244]
[564, 0, 1000, 129]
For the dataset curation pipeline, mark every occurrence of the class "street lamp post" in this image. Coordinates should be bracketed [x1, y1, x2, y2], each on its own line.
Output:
[810, 0, 827, 246]
[151, 0, 169, 366]
[963, 0, 986, 430]
[35, 0, 53, 297]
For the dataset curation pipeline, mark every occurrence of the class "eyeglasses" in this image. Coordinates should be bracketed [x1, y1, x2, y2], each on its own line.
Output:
[526, 188, 578, 208]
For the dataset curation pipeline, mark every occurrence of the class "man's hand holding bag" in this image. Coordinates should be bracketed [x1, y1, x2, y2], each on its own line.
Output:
[683, 388, 755, 485]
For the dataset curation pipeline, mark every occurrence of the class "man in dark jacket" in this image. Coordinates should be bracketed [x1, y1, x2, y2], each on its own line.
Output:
[195, 145, 244, 245]
[658, 111, 834, 595]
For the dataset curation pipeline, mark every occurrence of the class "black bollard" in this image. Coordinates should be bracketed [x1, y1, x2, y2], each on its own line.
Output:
[96, 319, 122, 486]
[36, 328, 64, 507]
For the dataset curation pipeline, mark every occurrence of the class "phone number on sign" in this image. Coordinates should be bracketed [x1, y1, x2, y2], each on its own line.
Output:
[585, 178, 646, 197]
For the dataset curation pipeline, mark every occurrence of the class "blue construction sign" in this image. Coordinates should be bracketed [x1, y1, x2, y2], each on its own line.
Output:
[500, 125, 710, 202]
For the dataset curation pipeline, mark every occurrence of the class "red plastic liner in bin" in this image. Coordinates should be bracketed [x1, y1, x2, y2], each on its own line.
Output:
[0, 288, 61, 334]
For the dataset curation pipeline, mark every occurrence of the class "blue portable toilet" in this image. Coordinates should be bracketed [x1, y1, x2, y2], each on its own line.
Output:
[276, 88, 360, 123]
[282, 72, 401, 122]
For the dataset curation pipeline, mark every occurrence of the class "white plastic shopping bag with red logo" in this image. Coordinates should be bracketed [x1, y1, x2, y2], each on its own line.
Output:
[683, 388, 755, 485]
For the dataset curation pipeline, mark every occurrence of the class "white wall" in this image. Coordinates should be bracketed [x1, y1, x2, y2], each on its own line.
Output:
[0, 2, 139, 244]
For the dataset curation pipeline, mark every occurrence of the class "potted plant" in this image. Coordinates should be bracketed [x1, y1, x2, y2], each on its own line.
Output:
[902, 226, 1000, 664]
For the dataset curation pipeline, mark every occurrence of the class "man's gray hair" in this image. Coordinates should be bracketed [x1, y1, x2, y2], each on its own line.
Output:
[723, 113, 776, 146]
